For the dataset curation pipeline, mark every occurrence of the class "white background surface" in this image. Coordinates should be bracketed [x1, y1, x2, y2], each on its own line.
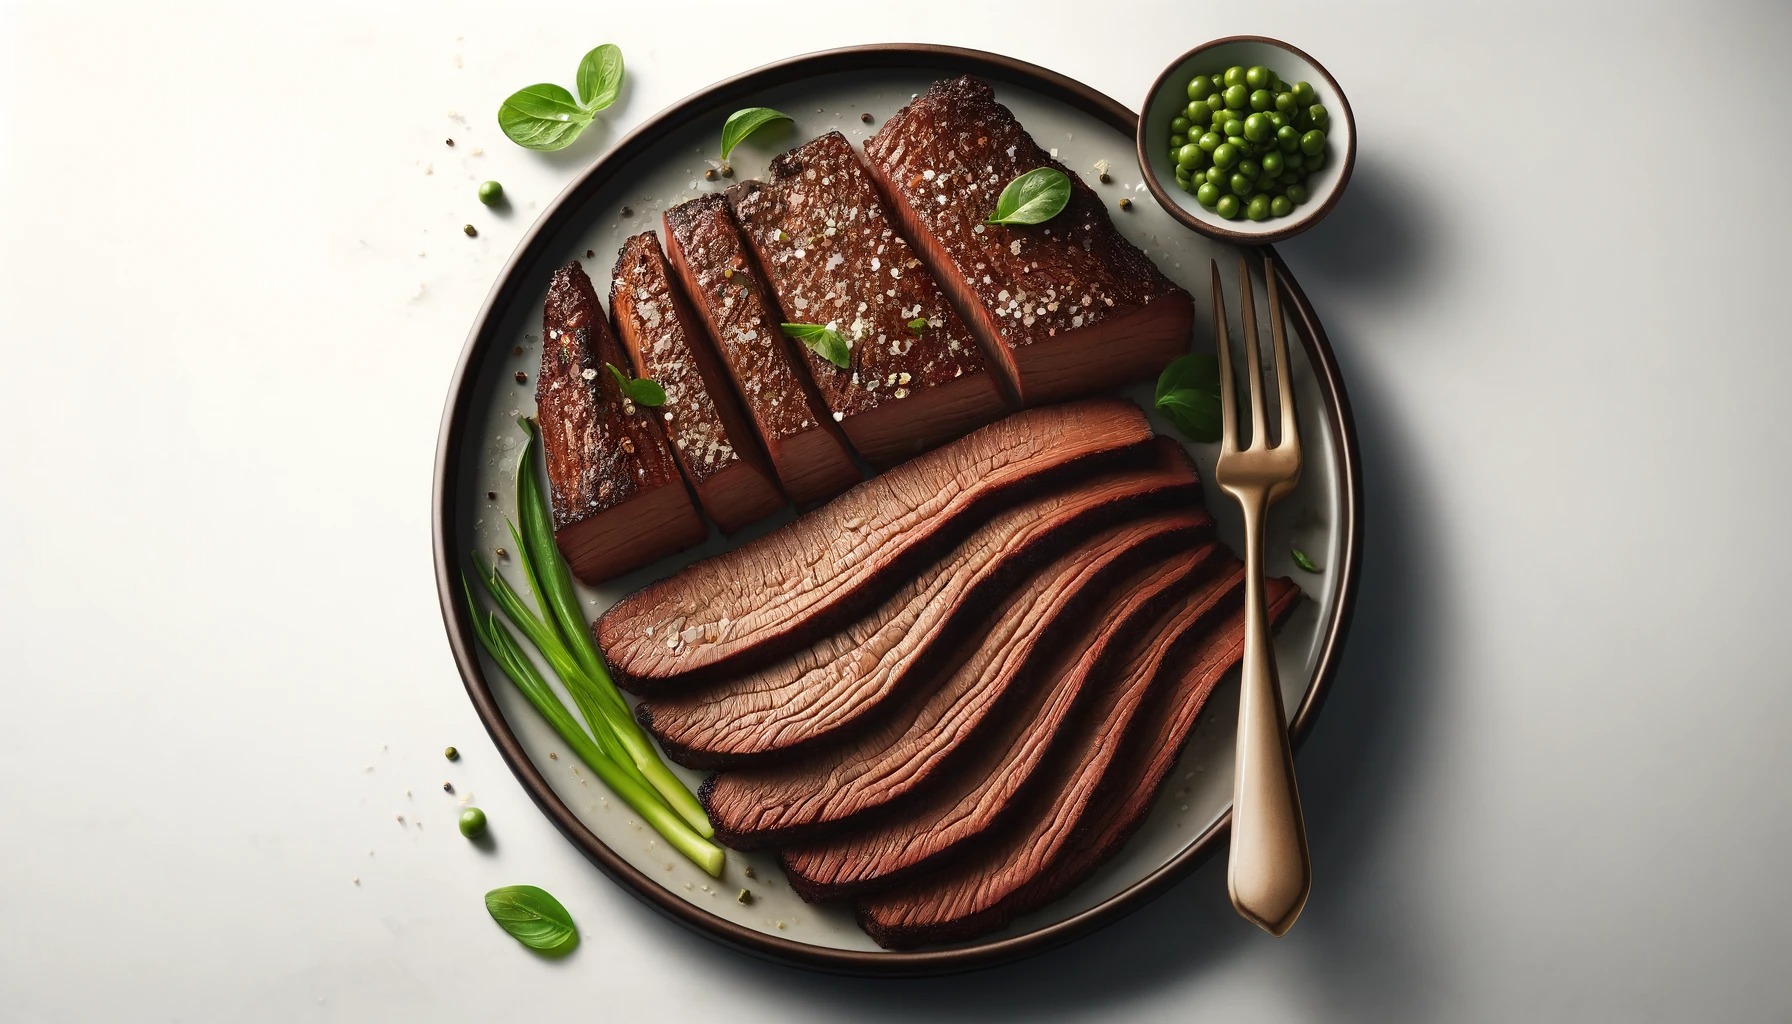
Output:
[2, 2, 1789, 1021]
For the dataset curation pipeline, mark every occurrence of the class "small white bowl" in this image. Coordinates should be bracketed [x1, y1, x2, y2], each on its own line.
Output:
[1137, 36, 1356, 245]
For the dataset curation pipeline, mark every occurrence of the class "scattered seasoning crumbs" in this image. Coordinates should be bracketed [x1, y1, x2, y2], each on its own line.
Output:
[486, 491, 497, 500]
[463, 224, 478, 237]
[446, 138, 455, 147]
[395, 814, 405, 824]
[513, 371, 527, 384]
[352, 877, 360, 886]
[495, 546, 507, 558]
[743, 864, 756, 879]
[586, 249, 595, 259]
[704, 168, 718, 181]
[621, 205, 633, 216]
[444, 746, 459, 761]
[1118, 197, 1133, 210]
[737, 888, 754, 905]
[548, 752, 558, 760]
[860, 112, 873, 123]
[443, 782, 454, 793]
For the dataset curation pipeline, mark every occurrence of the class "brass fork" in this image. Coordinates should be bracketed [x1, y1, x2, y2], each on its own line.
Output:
[1211, 255, 1311, 936]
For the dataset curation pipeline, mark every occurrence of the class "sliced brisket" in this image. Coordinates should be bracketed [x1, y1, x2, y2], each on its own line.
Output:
[863, 76, 1193, 406]
[597, 398, 1156, 692]
[535, 261, 705, 584]
[633, 438, 1203, 768]
[700, 510, 1213, 849]
[609, 232, 786, 534]
[779, 542, 1228, 901]
[726, 131, 1011, 467]
[662, 194, 859, 506]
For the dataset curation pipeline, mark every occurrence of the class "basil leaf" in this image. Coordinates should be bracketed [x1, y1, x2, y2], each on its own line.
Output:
[720, 107, 792, 161]
[485, 885, 578, 954]
[1154, 353, 1223, 443]
[498, 83, 594, 151]
[605, 362, 667, 408]
[1291, 548, 1321, 573]
[576, 43, 624, 110]
[781, 323, 851, 369]
[986, 167, 1071, 225]
[907, 317, 929, 335]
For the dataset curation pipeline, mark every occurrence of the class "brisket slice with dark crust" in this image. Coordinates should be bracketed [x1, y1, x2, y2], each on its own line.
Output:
[1016, 579, 1301, 929]
[726, 132, 1011, 467]
[863, 76, 1193, 406]
[634, 438, 1203, 769]
[856, 572, 1300, 949]
[597, 399, 1157, 693]
[700, 510, 1213, 849]
[780, 543, 1228, 902]
[609, 232, 786, 534]
[662, 193, 859, 507]
[535, 261, 706, 584]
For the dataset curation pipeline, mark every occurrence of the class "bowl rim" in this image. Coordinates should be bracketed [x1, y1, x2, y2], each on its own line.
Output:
[1136, 34, 1357, 245]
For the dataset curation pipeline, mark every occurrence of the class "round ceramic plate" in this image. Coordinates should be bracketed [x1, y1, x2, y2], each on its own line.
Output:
[433, 44, 1360, 976]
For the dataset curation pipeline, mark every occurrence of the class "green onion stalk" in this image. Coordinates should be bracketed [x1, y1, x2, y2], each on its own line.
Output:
[509, 417, 713, 839]
[461, 581, 723, 877]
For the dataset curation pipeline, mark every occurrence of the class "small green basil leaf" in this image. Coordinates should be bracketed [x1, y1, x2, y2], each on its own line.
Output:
[1291, 548, 1321, 573]
[720, 107, 792, 160]
[781, 323, 851, 369]
[498, 84, 594, 151]
[986, 167, 1072, 225]
[907, 317, 929, 335]
[576, 44, 624, 110]
[1154, 353, 1223, 443]
[605, 362, 667, 408]
[485, 885, 578, 954]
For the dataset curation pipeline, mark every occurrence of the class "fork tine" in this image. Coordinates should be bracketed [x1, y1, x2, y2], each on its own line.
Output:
[1209, 260, 1237, 454]
[1264, 255, 1296, 449]
[1237, 256, 1268, 449]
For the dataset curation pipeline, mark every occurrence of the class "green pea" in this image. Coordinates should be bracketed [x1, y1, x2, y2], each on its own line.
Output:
[1197, 131, 1223, 153]
[1205, 165, 1228, 186]
[477, 180, 503, 205]
[1246, 194, 1272, 221]
[1300, 129, 1326, 156]
[1222, 84, 1249, 110]
[1306, 103, 1329, 129]
[1243, 113, 1272, 142]
[1170, 115, 1191, 134]
[1226, 136, 1248, 152]
[1229, 172, 1253, 196]
[1271, 73, 1286, 93]
[1276, 125, 1301, 153]
[1169, 148, 1183, 164]
[1286, 183, 1309, 204]
[1211, 109, 1231, 130]
[1223, 66, 1247, 88]
[1169, 134, 1187, 150]
[1277, 170, 1301, 185]
[459, 806, 488, 838]
[1256, 171, 1278, 190]
[1236, 158, 1260, 180]
[1216, 194, 1241, 219]
[1270, 195, 1294, 217]
[1196, 182, 1222, 208]
[1275, 92, 1298, 116]
[1180, 178, 1200, 195]
[1305, 148, 1327, 172]
[1210, 74, 1225, 91]
[1177, 143, 1203, 169]
[1284, 150, 1304, 171]
[1187, 76, 1213, 100]
[1292, 81, 1317, 105]
[1250, 89, 1274, 112]
[1245, 65, 1273, 90]
[1224, 118, 1245, 136]
[1175, 164, 1192, 181]
[1261, 151, 1285, 176]
[1211, 143, 1240, 169]
[1266, 112, 1287, 129]
[1186, 100, 1212, 124]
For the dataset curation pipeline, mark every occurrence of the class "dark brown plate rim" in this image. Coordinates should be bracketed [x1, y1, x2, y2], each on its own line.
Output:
[432, 43, 1362, 978]
[1135, 34, 1358, 245]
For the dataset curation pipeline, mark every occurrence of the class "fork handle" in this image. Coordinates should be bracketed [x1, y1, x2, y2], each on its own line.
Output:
[1227, 499, 1311, 936]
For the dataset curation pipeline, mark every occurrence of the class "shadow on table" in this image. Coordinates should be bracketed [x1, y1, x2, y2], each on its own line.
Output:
[618, 156, 1452, 1020]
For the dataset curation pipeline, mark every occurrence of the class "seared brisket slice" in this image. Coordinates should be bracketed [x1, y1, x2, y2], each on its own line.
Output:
[863, 76, 1193, 405]
[1014, 579, 1301, 918]
[701, 510, 1213, 849]
[726, 132, 1010, 467]
[634, 438, 1203, 769]
[780, 542, 1228, 901]
[610, 233, 786, 534]
[598, 399, 1157, 693]
[535, 261, 705, 584]
[662, 194, 859, 506]
[855, 567, 1297, 949]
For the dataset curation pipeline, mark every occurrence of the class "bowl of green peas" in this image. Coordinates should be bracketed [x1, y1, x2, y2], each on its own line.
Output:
[1137, 36, 1355, 244]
